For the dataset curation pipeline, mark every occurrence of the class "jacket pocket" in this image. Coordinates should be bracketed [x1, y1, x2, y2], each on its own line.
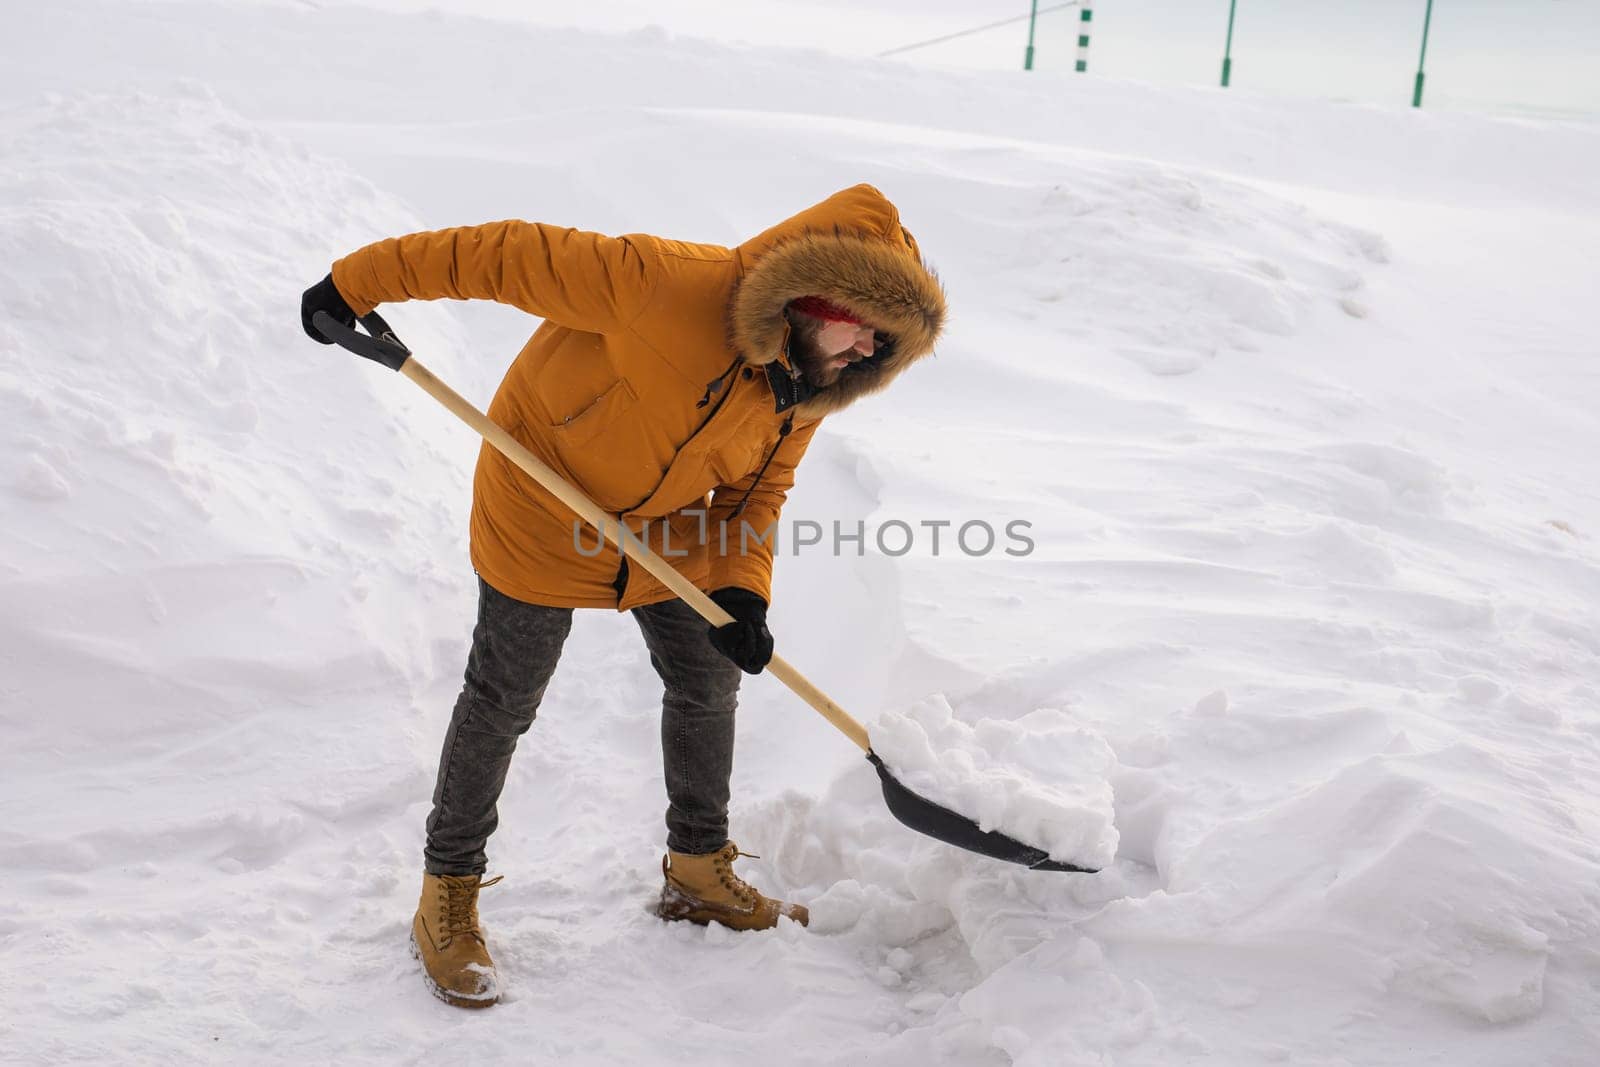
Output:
[548, 377, 639, 448]
[708, 438, 761, 487]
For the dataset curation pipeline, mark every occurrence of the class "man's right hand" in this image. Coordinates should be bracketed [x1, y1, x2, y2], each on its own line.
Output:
[301, 273, 358, 344]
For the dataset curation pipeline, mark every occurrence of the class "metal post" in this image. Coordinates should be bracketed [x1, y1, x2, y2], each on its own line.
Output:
[1413, 0, 1435, 107]
[1221, 0, 1238, 87]
[1076, 4, 1094, 72]
[1025, 0, 1040, 70]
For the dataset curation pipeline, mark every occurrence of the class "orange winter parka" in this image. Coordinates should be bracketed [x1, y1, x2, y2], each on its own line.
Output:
[331, 184, 946, 610]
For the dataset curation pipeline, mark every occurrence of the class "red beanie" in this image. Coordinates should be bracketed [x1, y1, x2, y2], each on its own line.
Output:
[788, 296, 865, 325]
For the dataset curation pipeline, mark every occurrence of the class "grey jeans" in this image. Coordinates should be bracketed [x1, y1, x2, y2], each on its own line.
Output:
[423, 578, 743, 875]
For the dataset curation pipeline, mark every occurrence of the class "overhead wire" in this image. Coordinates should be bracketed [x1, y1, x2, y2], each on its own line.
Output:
[876, 2, 1080, 59]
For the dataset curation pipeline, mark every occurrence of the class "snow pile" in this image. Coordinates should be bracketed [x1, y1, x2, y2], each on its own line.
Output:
[963, 158, 1391, 378]
[747, 691, 1600, 1061]
[871, 695, 1118, 870]
[0, 84, 482, 950]
[0, 85, 491, 719]
[743, 767, 1187, 1061]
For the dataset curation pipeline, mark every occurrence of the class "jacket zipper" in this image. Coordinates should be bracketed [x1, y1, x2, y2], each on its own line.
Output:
[618, 355, 790, 600]
[730, 413, 795, 520]
[620, 356, 742, 522]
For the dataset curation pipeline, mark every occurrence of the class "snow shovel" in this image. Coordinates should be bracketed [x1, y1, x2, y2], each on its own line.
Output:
[315, 310, 1095, 874]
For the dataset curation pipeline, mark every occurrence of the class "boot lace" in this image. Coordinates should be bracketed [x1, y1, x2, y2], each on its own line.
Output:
[437, 874, 503, 944]
[713, 845, 762, 906]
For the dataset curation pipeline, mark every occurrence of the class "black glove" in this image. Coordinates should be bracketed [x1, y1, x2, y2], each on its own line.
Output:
[301, 273, 357, 344]
[706, 587, 773, 675]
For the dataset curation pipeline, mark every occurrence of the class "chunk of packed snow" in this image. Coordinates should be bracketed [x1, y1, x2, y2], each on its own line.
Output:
[871, 695, 1118, 870]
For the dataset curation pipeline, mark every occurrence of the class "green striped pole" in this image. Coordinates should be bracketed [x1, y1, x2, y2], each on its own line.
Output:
[1221, 0, 1238, 87]
[1024, 0, 1039, 70]
[1413, 0, 1435, 107]
[1076, 4, 1094, 72]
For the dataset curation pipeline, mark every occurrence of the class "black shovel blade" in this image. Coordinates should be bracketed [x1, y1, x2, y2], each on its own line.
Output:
[867, 752, 1100, 873]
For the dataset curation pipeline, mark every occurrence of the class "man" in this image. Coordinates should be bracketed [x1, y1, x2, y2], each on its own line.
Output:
[301, 184, 945, 1008]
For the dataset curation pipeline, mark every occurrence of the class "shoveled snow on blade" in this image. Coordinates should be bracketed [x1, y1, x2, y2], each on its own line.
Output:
[872, 695, 1118, 871]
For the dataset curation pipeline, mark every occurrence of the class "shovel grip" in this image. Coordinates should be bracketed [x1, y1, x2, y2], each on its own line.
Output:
[313, 309, 412, 371]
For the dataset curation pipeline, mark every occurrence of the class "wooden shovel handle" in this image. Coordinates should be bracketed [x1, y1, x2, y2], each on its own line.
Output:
[397, 358, 874, 753]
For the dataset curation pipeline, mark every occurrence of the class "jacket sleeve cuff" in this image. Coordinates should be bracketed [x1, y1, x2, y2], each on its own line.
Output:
[330, 252, 382, 317]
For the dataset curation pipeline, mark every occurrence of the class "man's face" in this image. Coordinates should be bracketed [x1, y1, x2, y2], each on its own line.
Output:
[789, 317, 879, 389]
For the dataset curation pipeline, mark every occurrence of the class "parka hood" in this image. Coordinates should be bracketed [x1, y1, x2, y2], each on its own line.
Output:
[729, 185, 947, 419]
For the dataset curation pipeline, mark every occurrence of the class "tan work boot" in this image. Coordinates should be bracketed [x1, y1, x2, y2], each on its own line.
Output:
[410, 872, 505, 1008]
[656, 842, 809, 931]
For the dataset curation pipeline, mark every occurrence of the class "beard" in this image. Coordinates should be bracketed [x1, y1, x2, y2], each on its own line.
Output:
[788, 329, 858, 389]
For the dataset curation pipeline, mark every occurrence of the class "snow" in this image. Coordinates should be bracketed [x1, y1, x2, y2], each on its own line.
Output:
[4, 2, 1600, 1065]
[872, 695, 1119, 870]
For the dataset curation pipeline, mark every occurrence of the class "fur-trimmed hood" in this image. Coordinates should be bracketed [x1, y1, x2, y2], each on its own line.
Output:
[729, 185, 947, 419]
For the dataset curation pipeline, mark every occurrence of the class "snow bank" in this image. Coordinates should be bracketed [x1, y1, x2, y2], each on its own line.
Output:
[0, 84, 494, 852]
[872, 695, 1118, 870]
[0, 84, 490, 698]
